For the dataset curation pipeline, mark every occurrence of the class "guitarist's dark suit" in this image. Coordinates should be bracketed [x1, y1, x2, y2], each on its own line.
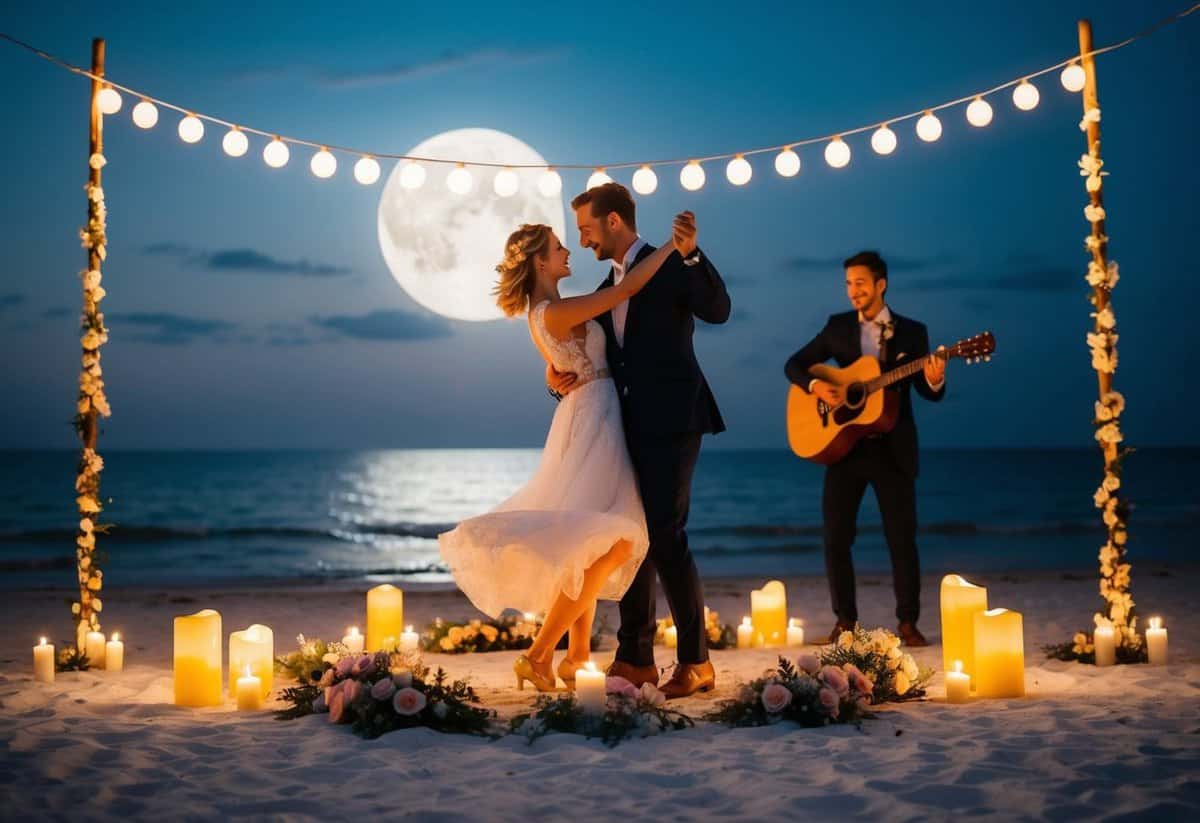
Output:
[784, 309, 944, 626]
[594, 241, 730, 667]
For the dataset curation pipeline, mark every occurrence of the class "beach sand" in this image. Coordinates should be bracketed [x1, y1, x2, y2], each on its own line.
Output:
[2, 567, 1197, 821]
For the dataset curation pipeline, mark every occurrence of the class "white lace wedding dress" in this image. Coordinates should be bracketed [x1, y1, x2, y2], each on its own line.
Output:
[438, 300, 650, 618]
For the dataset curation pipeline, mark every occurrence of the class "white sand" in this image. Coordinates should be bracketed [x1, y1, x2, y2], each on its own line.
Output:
[2, 568, 1197, 821]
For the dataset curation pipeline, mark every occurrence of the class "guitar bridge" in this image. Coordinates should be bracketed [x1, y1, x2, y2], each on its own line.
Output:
[817, 399, 830, 428]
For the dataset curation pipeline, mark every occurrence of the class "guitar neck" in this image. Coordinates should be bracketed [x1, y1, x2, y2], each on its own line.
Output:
[866, 350, 948, 392]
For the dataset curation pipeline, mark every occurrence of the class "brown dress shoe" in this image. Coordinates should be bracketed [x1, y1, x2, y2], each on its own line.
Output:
[606, 660, 659, 689]
[827, 621, 855, 644]
[897, 622, 928, 647]
[660, 660, 716, 699]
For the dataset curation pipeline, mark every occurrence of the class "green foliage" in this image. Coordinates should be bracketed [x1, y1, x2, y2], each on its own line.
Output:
[510, 692, 695, 747]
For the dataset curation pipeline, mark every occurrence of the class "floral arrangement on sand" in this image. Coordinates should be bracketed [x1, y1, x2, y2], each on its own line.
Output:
[511, 677, 694, 747]
[820, 625, 931, 703]
[420, 612, 606, 655]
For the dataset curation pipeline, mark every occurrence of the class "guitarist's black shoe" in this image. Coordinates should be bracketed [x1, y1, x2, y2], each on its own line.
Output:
[898, 622, 928, 647]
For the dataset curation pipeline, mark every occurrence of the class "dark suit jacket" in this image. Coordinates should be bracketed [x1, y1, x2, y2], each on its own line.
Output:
[783, 310, 944, 476]
[595, 243, 731, 437]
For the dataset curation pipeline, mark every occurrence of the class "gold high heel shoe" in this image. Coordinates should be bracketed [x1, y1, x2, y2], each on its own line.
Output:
[514, 654, 557, 692]
[557, 657, 587, 689]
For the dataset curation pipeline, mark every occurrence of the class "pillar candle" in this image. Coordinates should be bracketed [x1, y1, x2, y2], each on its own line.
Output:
[575, 661, 607, 714]
[1093, 625, 1116, 667]
[400, 625, 420, 652]
[34, 637, 55, 683]
[1146, 617, 1168, 666]
[174, 608, 222, 707]
[940, 574, 988, 684]
[105, 632, 124, 672]
[737, 616, 755, 649]
[236, 666, 264, 711]
[973, 608, 1024, 698]
[85, 630, 107, 669]
[366, 584, 404, 651]
[342, 626, 364, 654]
[787, 618, 805, 647]
[946, 660, 970, 703]
[750, 580, 788, 647]
[229, 624, 273, 699]
[664, 625, 677, 649]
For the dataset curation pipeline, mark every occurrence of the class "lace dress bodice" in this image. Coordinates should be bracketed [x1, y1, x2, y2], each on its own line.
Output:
[531, 300, 608, 384]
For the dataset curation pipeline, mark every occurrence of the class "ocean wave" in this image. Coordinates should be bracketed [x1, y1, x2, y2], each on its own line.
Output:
[0, 522, 455, 543]
[692, 514, 1200, 539]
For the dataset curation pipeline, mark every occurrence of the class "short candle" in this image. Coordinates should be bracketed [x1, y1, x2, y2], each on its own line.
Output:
[105, 632, 124, 672]
[229, 624, 273, 699]
[85, 630, 107, 669]
[787, 618, 805, 647]
[342, 626, 364, 654]
[946, 660, 970, 703]
[236, 665, 264, 711]
[1146, 617, 1168, 666]
[575, 661, 607, 714]
[174, 608, 222, 707]
[33, 637, 55, 683]
[737, 616, 755, 649]
[400, 625, 420, 652]
[1093, 625, 1116, 667]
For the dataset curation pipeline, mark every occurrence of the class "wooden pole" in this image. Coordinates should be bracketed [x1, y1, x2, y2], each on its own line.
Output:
[84, 38, 103, 451]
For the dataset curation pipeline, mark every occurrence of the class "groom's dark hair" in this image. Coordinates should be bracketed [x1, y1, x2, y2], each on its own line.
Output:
[843, 250, 888, 282]
[571, 182, 637, 232]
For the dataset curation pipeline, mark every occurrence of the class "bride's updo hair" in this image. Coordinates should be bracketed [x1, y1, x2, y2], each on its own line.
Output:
[494, 223, 553, 317]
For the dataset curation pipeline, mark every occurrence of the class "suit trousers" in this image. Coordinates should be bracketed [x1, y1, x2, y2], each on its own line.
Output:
[822, 438, 921, 625]
[616, 431, 708, 666]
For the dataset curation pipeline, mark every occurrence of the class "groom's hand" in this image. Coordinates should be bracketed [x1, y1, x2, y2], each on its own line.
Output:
[546, 363, 578, 396]
[672, 211, 697, 257]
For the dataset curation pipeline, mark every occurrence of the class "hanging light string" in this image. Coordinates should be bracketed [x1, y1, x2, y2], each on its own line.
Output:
[1, 2, 1196, 176]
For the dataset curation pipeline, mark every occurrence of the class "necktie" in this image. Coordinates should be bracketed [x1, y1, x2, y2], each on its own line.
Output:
[876, 320, 891, 364]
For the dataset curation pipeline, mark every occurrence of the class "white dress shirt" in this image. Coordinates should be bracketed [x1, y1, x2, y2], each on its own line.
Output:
[610, 236, 647, 347]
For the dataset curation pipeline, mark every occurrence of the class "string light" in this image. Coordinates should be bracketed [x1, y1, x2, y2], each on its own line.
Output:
[222, 127, 248, 157]
[177, 114, 204, 144]
[493, 167, 519, 197]
[632, 165, 658, 195]
[1061, 62, 1086, 92]
[354, 155, 380, 185]
[537, 168, 562, 197]
[870, 125, 897, 155]
[310, 148, 337, 178]
[96, 85, 122, 115]
[586, 169, 612, 190]
[399, 160, 426, 190]
[680, 161, 706, 191]
[916, 111, 942, 142]
[447, 163, 473, 195]
[131, 99, 157, 129]
[725, 155, 752, 186]
[774, 148, 801, 177]
[966, 96, 994, 127]
[263, 137, 289, 168]
[824, 138, 850, 168]
[1013, 79, 1040, 110]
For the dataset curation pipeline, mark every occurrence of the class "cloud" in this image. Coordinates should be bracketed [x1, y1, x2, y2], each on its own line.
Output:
[42, 306, 76, 318]
[108, 311, 237, 345]
[142, 243, 351, 277]
[310, 310, 453, 342]
[319, 48, 564, 89]
[782, 252, 959, 274]
[0, 293, 25, 311]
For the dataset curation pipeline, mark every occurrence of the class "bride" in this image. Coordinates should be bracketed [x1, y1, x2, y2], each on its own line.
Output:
[438, 213, 695, 692]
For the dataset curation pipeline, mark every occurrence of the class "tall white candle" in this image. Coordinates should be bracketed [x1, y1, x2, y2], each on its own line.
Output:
[400, 625, 420, 652]
[105, 632, 125, 672]
[737, 616, 755, 649]
[1146, 617, 1168, 666]
[342, 626, 364, 654]
[1093, 626, 1116, 667]
[33, 637, 55, 683]
[787, 618, 805, 647]
[575, 661, 607, 714]
[85, 630, 106, 669]
[946, 660, 970, 703]
[236, 666, 264, 711]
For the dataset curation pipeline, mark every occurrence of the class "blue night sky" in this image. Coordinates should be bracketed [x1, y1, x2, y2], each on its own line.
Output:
[1, 1, 1196, 450]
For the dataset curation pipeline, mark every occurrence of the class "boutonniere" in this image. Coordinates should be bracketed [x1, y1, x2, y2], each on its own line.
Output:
[876, 320, 895, 341]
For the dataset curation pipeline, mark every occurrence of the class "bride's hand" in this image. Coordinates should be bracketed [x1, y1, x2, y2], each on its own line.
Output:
[672, 211, 697, 256]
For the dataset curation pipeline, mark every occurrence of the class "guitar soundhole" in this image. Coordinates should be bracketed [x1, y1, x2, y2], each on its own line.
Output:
[843, 382, 867, 410]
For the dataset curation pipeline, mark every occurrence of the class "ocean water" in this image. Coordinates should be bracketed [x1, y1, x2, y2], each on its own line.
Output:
[1, 448, 1196, 589]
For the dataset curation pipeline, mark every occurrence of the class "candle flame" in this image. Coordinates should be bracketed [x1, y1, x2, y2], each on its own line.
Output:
[742, 616, 752, 625]
[523, 612, 536, 621]
[405, 625, 413, 633]
[583, 661, 598, 672]
[1149, 616, 1163, 630]
[953, 660, 963, 673]
[39, 636, 47, 646]
[243, 664, 253, 678]
[348, 626, 359, 636]
[111, 632, 120, 642]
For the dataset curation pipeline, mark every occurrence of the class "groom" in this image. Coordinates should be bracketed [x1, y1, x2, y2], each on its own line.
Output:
[549, 182, 730, 698]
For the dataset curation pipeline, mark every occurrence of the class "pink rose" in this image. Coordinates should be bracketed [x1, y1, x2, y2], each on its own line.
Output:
[605, 676, 639, 699]
[818, 686, 840, 718]
[820, 665, 849, 696]
[639, 682, 666, 707]
[328, 690, 347, 723]
[796, 653, 821, 675]
[393, 687, 427, 716]
[843, 663, 874, 695]
[761, 682, 793, 714]
[341, 679, 363, 705]
[371, 677, 397, 702]
[335, 656, 356, 678]
[351, 654, 376, 678]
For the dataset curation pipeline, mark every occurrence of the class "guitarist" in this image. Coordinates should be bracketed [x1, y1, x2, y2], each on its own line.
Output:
[784, 251, 945, 647]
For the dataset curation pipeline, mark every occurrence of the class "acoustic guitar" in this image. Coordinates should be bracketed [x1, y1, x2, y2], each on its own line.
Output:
[786, 331, 996, 464]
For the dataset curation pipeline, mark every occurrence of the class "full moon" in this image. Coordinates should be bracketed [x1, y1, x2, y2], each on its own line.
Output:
[378, 129, 567, 322]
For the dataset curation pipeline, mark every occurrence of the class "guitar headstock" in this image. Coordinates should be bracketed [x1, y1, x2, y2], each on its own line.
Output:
[945, 331, 996, 364]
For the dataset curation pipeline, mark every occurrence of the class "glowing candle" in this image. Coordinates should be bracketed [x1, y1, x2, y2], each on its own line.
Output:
[1093, 625, 1116, 667]
[236, 665, 264, 711]
[228, 624, 273, 699]
[750, 581, 788, 647]
[367, 584, 404, 651]
[1146, 617, 1168, 666]
[342, 626, 364, 654]
[940, 574, 988, 684]
[664, 625, 678, 649]
[400, 625, 420, 653]
[973, 608, 1024, 698]
[737, 616, 755, 649]
[33, 637, 54, 683]
[575, 661, 607, 714]
[174, 609, 222, 707]
[85, 630, 107, 669]
[787, 618, 805, 647]
[105, 632, 124, 672]
[946, 660, 970, 703]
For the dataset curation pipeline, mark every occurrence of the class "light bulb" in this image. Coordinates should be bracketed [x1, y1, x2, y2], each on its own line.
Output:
[178, 115, 204, 144]
[96, 86, 122, 115]
[824, 138, 851, 168]
[586, 169, 612, 189]
[263, 138, 290, 168]
[1061, 63, 1086, 93]
[870, 125, 897, 155]
[725, 155, 752, 186]
[493, 168, 519, 197]
[222, 128, 248, 157]
[1013, 80, 1040, 111]
[916, 112, 942, 142]
[131, 100, 158, 129]
[447, 164, 473, 195]
[399, 161, 426, 190]
[354, 156, 380, 185]
[537, 169, 562, 197]
[310, 148, 337, 178]
[680, 161, 706, 191]
[774, 148, 801, 177]
[632, 165, 658, 195]
[966, 97, 993, 127]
